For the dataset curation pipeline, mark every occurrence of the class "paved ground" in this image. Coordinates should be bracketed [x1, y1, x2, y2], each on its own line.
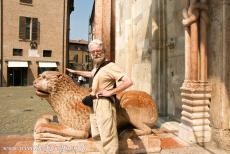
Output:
[0, 86, 54, 135]
[0, 131, 229, 154]
[0, 87, 229, 154]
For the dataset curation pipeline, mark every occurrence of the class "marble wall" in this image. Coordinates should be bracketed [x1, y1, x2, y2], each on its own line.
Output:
[115, 0, 230, 140]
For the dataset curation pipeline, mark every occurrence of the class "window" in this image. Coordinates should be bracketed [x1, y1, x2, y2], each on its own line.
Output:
[74, 55, 78, 63]
[19, 16, 39, 41]
[43, 50, 52, 57]
[13, 48, 23, 56]
[75, 46, 79, 50]
[85, 55, 89, 62]
[38, 68, 57, 75]
[75, 45, 87, 51]
[83, 46, 88, 51]
[20, 0, 32, 4]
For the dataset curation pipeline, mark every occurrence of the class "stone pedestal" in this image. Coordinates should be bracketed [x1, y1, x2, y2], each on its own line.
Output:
[33, 139, 99, 154]
[33, 134, 161, 154]
[119, 134, 161, 153]
[179, 81, 212, 143]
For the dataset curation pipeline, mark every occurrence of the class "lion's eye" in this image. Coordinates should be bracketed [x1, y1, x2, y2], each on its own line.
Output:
[42, 75, 46, 79]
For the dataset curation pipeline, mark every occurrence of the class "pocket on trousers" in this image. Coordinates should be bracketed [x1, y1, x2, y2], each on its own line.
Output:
[90, 114, 100, 139]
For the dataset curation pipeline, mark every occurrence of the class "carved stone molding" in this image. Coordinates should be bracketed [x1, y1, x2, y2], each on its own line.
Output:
[179, 80, 211, 143]
[180, 0, 212, 144]
[181, 80, 212, 92]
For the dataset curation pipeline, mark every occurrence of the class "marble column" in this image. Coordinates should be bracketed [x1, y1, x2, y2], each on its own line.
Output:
[179, 0, 212, 143]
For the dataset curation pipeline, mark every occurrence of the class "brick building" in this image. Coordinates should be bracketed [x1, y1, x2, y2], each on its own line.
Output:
[0, 0, 74, 86]
[68, 39, 92, 71]
[89, 0, 115, 61]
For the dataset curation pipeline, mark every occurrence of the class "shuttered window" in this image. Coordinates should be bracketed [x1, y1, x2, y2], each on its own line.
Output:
[25, 17, 31, 39]
[32, 18, 38, 41]
[20, 0, 32, 4]
[74, 55, 78, 63]
[85, 55, 89, 62]
[19, 16, 39, 41]
[19, 16, 27, 39]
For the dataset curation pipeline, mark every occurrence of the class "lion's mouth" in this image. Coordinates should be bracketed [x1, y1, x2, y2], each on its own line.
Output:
[36, 90, 50, 97]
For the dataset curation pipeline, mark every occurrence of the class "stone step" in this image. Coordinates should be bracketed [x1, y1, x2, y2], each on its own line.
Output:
[0, 135, 33, 154]
[181, 116, 210, 126]
[182, 98, 210, 106]
[182, 104, 209, 112]
[0, 129, 187, 154]
[33, 134, 161, 154]
[181, 111, 210, 119]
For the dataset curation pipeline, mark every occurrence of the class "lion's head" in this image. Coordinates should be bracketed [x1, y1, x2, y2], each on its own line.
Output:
[33, 71, 65, 98]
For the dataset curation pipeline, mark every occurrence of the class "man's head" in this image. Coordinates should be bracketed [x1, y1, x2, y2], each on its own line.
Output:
[88, 39, 105, 64]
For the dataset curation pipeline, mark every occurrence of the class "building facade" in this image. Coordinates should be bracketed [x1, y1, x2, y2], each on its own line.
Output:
[89, 0, 115, 61]
[0, 0, 73, 86]
[68, 40, 92, 71]
[90, 0, 230, 150]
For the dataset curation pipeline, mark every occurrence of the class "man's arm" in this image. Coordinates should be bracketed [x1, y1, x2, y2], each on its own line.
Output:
[66, 68, 93, 78]
[97, 75, 133, 97]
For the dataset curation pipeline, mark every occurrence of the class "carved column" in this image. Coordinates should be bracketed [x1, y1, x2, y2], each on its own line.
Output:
[179, 0, 212, 143]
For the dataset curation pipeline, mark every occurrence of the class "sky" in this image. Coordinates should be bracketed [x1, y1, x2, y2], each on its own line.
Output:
[69, 0, 94, 41]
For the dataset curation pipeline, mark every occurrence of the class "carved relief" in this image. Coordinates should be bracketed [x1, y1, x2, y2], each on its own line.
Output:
[33, 71, 158, 142]
[182, 0, 209, 81]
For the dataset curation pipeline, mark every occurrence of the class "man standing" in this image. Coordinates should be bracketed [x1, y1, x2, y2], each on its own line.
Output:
[66, 39, 133, 154]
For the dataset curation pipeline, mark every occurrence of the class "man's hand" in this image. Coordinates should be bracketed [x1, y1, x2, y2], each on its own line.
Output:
[96, 89, 113, 98]
[66, 68, 75, 74]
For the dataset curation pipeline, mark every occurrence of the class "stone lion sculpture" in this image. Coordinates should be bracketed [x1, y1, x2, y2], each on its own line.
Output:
[33, 71, 158, 141]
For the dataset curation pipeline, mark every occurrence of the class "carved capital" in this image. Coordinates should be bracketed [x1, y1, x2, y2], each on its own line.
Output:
[181, 80, 212, 92]
[182, 1, 209, 27]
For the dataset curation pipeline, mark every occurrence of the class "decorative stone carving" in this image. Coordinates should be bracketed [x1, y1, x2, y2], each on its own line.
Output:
[179, 0, 211, 143]
[32, 71, 160, 152]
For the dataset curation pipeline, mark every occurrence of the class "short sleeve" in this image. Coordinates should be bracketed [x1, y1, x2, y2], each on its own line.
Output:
[106, 63, 126, 81]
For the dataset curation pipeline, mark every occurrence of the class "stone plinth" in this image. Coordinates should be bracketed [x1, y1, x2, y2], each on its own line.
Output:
[33, 134, 161, 154]
[119, 134, 161, 153]
[33, 139, 99, 154]
[179, 81, 212, 143]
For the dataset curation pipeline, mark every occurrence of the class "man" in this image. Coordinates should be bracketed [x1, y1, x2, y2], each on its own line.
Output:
[66, 39, 133, 154]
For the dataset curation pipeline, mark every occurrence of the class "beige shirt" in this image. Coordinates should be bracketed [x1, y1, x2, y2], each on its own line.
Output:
[91, 62, 126, 96]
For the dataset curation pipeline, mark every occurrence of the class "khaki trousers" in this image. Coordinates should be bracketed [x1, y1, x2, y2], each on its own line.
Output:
[91, 98, 118, 154]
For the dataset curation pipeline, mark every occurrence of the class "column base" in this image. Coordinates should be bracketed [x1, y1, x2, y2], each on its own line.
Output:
[179, 81, 212, 144]
[178, 123, 211, 144]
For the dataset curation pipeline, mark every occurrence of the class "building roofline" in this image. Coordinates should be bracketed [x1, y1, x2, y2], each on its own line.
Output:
[69, 39, 88, 45]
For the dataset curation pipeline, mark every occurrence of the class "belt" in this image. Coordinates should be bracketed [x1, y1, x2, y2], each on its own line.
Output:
[93, 95, 116, 104]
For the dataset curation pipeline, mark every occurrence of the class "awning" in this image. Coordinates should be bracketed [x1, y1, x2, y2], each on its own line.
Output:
[8, 61, 28, 67]
[38, 62, 57, 68]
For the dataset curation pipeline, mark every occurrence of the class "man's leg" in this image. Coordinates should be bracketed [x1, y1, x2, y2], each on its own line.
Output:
[90, 113, 100, 139]
[95, 98, 118, 154]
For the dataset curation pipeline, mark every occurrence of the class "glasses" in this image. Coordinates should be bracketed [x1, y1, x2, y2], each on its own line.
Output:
[89, 49, 103, 55]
